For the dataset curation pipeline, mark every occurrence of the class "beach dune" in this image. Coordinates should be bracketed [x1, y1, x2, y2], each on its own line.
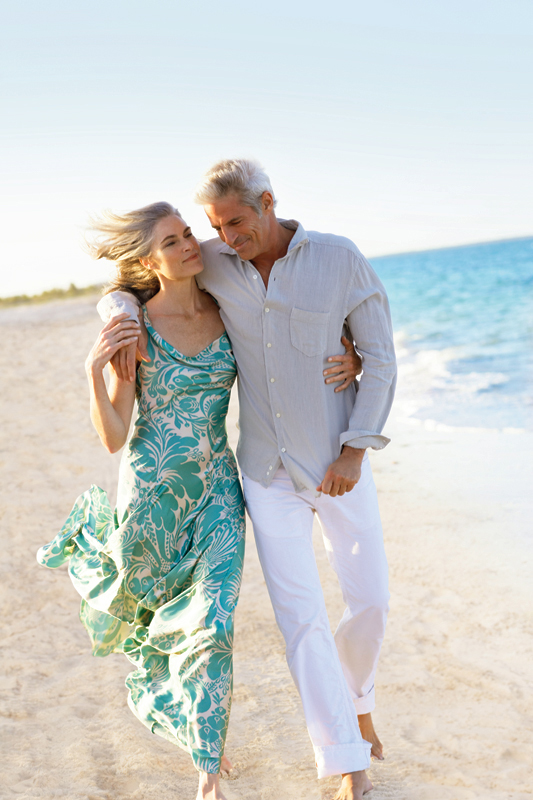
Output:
[0, 296, 531, 800]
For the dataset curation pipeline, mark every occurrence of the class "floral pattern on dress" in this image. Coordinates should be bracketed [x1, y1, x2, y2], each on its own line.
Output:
[37, 307, 245, 774]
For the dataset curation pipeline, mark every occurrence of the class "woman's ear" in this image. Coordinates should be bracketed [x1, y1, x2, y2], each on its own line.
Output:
[140, 258, 152, 270]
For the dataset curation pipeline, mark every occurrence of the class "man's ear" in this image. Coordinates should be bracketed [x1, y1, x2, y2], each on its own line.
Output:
[262, 191, 274, 214]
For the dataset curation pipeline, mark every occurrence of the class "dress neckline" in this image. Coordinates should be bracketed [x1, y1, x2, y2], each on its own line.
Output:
[142, 305, 228, 361]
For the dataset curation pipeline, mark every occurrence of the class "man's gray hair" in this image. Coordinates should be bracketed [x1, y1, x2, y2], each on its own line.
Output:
[193, 158, 277, 216]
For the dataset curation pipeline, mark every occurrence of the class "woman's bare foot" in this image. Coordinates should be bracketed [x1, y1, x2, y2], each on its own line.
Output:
[220, 754, 232, 775]
[358, 712, 384, 760]
[332, 770, 373, 799]
[196, 771, 228, 800]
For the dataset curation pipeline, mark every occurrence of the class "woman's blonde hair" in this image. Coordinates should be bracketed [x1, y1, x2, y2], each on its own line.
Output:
[87, 202, 181, 303]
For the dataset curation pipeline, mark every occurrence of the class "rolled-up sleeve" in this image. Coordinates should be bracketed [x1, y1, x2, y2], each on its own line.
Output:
[96, 291, 141, 322]
[339, 255, 397, 451]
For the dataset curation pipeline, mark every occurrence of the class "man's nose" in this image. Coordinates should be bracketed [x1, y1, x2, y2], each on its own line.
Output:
[221, 226, 237, 245]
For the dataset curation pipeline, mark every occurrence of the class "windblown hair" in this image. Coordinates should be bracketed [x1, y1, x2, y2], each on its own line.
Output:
[193, 158, 277, 216]
[86, 202, 180, 303]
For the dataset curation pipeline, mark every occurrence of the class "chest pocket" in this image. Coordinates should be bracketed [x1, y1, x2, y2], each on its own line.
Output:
[290, 307, 330, 357]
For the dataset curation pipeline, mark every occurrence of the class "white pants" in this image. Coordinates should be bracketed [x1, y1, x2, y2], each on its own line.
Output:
[242, 457, 389, 778]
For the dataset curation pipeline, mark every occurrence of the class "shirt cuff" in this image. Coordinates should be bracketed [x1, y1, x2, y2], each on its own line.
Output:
[340, 431, 391, 451]
[96, 291, 141, 322]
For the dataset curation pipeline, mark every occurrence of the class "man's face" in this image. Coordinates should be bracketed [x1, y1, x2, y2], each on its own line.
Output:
[204, 192, 273, 262]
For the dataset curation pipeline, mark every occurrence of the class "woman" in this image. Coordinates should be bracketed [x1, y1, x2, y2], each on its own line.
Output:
[37, 202, 244, 800]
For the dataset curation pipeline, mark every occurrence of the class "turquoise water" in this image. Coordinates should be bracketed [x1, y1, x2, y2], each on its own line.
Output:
[371, 238, 533, 430]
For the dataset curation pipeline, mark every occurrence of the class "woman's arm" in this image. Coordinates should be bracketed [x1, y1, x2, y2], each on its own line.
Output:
[85, 314, 140, 453]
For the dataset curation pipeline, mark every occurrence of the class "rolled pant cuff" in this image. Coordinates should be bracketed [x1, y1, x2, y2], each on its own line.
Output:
[314, 741, 371, 779]
[353, 685, 375, 716]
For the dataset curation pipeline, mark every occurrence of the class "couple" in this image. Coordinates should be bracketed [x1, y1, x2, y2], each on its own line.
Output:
[37, 159, 397, 800]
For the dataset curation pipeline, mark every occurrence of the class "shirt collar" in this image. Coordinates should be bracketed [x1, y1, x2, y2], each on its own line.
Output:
[218, 218, 309, 257]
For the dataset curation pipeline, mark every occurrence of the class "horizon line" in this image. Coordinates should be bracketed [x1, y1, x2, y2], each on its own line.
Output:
[1, 233, 532, 302]
[368, 233, 533, 261]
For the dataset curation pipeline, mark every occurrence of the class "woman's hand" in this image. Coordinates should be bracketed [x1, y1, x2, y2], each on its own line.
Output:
[109, 313, 149, 382]
[85, 314, 140, 377]
[323, 336, 363, 392]
[85, 314, 139, 453]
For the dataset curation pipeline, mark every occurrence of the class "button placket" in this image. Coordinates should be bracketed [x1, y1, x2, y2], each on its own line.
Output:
[262, 271, 287, 463]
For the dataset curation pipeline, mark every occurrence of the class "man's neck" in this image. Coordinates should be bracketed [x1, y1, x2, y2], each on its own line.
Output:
[251, 220, 295, 282]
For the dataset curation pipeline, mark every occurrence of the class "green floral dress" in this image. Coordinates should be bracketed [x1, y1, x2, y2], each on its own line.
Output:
[37, 307, 245, 774]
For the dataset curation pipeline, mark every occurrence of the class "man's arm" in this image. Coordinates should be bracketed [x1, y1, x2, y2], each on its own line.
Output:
[317, 253, 396, 497]
[101, 289, 363, 389]
[97, 290, 141, 322]
[97, 291, 147, 382]
[316, 445, 366, 497]
[340, 254, 397, 451]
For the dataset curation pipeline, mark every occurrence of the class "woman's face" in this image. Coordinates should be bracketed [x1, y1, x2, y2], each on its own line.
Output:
[145, 215, 203, 281]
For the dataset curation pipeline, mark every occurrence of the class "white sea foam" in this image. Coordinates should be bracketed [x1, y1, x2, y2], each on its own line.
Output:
[391, 332, 523, 431]
[378, 238, 533, 432]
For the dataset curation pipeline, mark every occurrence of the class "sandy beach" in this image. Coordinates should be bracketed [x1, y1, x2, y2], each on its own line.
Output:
[1, 295, 532, 800]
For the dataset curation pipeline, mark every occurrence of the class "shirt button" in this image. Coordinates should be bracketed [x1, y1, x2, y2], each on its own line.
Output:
[270, 378, 275, 383]
[265, 307, 270, 312]
[281, 448, 286, 453]
[267, 343, 272, 348]
[253, 275, 258, 279]
[276, 413, 281, 418]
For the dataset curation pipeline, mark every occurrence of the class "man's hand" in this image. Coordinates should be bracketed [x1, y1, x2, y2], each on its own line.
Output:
[323, 336, 362, 392]
[317, 446, 366, 497]
[109, 311, 149, 382]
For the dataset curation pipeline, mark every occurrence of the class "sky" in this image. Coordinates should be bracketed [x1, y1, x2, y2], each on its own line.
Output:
[1, 0, 532, 296]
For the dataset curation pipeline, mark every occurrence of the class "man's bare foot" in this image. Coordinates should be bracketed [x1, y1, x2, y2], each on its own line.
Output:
[196, 771, 228, 800]
[220, 754, 232, 775]
[332, 770, 373, 800]
[358, 712, 384, 760]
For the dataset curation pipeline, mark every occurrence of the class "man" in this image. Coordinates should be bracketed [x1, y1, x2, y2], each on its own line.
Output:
[101, 159, 396, 800]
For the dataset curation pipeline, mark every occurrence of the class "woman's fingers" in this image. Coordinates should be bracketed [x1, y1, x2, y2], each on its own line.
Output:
[103, 316, 140, 344]
[102, 319, 141, 382]
[126, 341, 138, 382]
[106, 320, 140, 337]
[108, 336, 138, 355]
[101, 312, 133, 333]
[340, 336, 363, 376]
[324, 355, 355, 393]
[101, 323, 140, 353]
[341, 335, 355, 351]
[91, 316, 142, 380]
[110, 326, 140, 345]
[334, 377, 352, 393]
[324, 355, 350, 379]
[323, 337, 362, 392]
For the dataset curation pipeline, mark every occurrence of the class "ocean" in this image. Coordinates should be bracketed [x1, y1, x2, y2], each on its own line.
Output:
[371, 238, 533, 431]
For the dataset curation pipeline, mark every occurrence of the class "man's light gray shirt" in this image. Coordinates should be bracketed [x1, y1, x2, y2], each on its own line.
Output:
[98, 220, 397, 493]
